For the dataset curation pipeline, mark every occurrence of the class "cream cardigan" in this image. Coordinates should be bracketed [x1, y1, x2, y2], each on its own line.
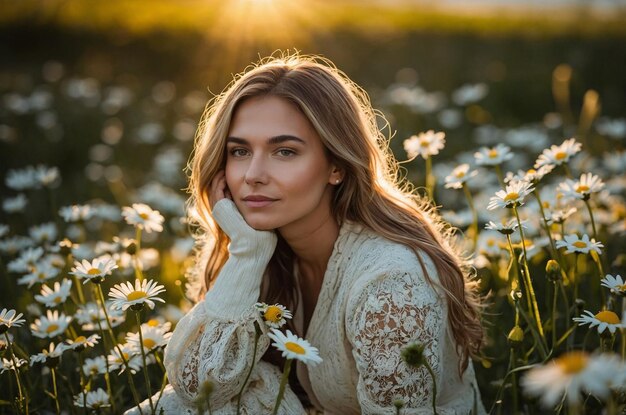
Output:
[128, 199, 486, 414]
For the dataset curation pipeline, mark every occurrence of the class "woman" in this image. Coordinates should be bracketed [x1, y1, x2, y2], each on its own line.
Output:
[130, 54, 485, 414]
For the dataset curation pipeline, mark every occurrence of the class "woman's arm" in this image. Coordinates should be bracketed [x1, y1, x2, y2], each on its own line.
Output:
[345, 263, 451, 415]
[163, 198, 277, 408]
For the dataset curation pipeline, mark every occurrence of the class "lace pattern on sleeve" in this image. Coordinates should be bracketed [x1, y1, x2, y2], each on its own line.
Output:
[346, 270, 444, 412]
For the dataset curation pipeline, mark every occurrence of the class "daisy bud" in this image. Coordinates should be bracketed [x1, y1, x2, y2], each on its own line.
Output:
[507, 326, 524, 348]
[125, 240, 137, 255]
[401, 342, 426, 368]
[58, 238, 74, 256]
[575, 299, 585, 313]
[545, 260, 561, 281]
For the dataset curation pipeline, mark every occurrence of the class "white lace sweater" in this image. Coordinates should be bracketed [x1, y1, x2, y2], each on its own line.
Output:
[131, 199, 486, 414]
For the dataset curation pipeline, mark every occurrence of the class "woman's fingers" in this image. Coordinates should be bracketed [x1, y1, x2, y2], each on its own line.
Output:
[209, 171, 227, 208]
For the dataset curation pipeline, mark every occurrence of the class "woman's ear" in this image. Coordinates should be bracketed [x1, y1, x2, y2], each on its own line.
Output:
[329, 166, 344, 185]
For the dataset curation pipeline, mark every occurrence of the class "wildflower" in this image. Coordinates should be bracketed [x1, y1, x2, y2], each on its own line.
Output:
[477, 231, 502, 257]
[452, 83, 488, 106]
[66, 334, 100, 352]
[555, 234, 603, 255]
[0, 224, 9, 238]
[546, 207, 577, 224]
[596, 117, 626, 139]
[34, 165, 60, 188]
[572, 310, 624, 335]
[28, 222, 57, 244]
[73, 388, 111, 409]
[0, 308, 26, 333]
[34, 279, 72, 307]
[545, 260, 561, 281]
[522, 351, 620, 408]
[30, 342, 70, 367]
[75, 301, 125, 331]
[0, 357, 27, 374]
[558, 173, 605, 201]
[69, 256, 118, 284]
[2, 194, 28, 213]
[534, 138, 582, 168]
[107, 343, 144, 373]
[506, 165, 554, 185]
[82, 355, 108, 376]
[485, 218, 524, 235]
[58, 204, 93, 222]
[17, 261, 60, 288]
[30, 310, 72, 338]
[0, 236, 34, 256]
[600, 274, 626, 296]
[122, 203, 164, 233]
[444, 164, 477, 189]
[487, 180, 534, 210]
[255, 303, 293, 329]
[403, 130, 445, 160]
[5, 167, 39, 190]
[7, 246, 44, 273]
[141, 317, 172, 334]
[267, 329, 322, 366]
[126, 325, 172, 353]
[474, 144, 514, 166]
[108, 279, 166, 311]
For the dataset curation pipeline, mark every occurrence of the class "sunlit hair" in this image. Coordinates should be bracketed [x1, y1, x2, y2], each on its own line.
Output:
[185, 52, 483, 375]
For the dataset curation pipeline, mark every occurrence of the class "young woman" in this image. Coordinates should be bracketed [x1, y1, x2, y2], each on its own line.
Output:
[129, 54, 485, 414]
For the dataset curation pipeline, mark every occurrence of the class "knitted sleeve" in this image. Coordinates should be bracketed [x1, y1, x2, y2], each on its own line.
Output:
[345, 257, 455, 415]
[162, 199, 288, 410]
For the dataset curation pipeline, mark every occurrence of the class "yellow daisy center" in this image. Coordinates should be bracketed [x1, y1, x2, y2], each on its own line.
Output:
[285, 341, 305, 355]
[573, 241, 587, 249]
[46, 324, 59, 334]
[542, 201, 551, 209]
[147, 319, 159, 327]
[139, 213, 149, 220]
[127, 291, 147, 301]
[143, 338, 157, 349]
[555, 151, 567, 160]
[74, 336, 87, 343]
[54, 297, 62, 304]
[557, 351, 588, 374]
[504, 192, 519, 202]
[576, 185, 590, 193]
[38, 273, 46, 280]
[526, 169, 537, 175]
[419, 138, 430, 147]
[264, 306, 283, 323]
[617, 284, 626, 292]
[488, 149, 498, 158]
[87, 268, 101, 275]
[595, 310, 620, 324]
[455, 171, 466, 178]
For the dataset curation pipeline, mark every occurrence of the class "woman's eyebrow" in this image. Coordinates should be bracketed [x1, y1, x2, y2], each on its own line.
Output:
[226, 135, 306, 145]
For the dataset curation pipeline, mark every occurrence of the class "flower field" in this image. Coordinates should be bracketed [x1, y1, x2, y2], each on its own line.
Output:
[2, 7, 626, 413]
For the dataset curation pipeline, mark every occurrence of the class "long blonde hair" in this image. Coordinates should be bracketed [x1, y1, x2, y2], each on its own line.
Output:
[185, 53, 483, 374]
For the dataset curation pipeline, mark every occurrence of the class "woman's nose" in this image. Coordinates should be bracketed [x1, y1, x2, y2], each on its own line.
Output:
[244, 155, 269, 185]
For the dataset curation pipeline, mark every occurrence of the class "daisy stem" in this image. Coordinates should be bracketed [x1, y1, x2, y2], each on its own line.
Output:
[552, 281, 559, 352]
[153, 353, 168, 413]
[494, 165, 505, 187]
[4, 333, 27, 415]
[423, 359, 439, 415]
[462, 183, 478, 250]
[583, 199, 598, 241]
[78, 352, 88, 415]
[51, 367, 61, 415]
[95, 317, 117, 415]
[94, 284, 144, 414]
[506, 235, 533, 326]
[135, 228, 144, 282]
[66, 255, 86, 304]
[622, 299, 626, 360]
[135, 311, 155, 415]
[562, 164, 573, 179]
[236, 323, 262, 415]
[425, 156, 436, 204]
[573, 254, 579, 301]
[513, 206, 545, 342]
[509, 348, 519, 415]
[533, 191, 558, 259]
[271, 358, 292, 415]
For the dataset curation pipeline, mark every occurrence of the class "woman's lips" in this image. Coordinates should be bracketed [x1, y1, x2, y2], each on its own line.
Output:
[242, 198, 277, 208]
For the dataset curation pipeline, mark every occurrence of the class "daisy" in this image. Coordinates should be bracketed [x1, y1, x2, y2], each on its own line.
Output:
[522, 351, 620, 408]
[69, 256, 118, 284]
[444, 164, 478, 189]
[34, 165, 60, 188]
[108, 279, 166, 311]
[107, 343, 143, 373]
[477, 231, 502, 257]
[600, 274, 626, 296]
[73, 388, 110, 409]
[452, 83, 488, 106]
[534, 138, 582, 168]
[2, 194, 28, 213]
[141, 317, 172, 334]
[518, 165, 554, 184]
[17, 261, 61, 288]
[267, 329, 323, 366]
[34, 279, 72, 307]
[58, 204, 93, 222]
[403, 130, 446, 160]
[0, 357, 27, 374]
[596, 117, 626, 139]
[121, 203, 164, 233]
[255, 302, 293, 329]
[0, 235, 34, 256]
[126, 325, 172, 353]
[7, 246, 44, 273]
[75, 301, 125, 331]
[66, 334, 100, 352]
[82, 355, 108, 377]
[558, 173, 605, 201]
[487, 180, 534, 210]
[5, 166, 39, 190]
[555, 234, 603, 255]
[30, 342, 70, 366]
[572, 310, 625, 334]
[474, 144, 514, 166]
[485, 218, 525, 235]
[30, 310, 72, 339]
[0, 224, 9, 238]
[0, 308, 26, 333]
[28, 222, 57, 244]
[545, 207, 577, 225]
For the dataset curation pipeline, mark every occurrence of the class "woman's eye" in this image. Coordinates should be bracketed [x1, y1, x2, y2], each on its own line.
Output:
[277, 149, 296, 157]
[229, 148, 248, 157]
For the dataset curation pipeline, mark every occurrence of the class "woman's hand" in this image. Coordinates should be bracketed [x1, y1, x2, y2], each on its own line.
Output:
[209, 170, 232, 209]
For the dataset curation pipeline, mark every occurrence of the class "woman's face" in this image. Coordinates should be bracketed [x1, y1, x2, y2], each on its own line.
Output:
[224, 95, 340, 232]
